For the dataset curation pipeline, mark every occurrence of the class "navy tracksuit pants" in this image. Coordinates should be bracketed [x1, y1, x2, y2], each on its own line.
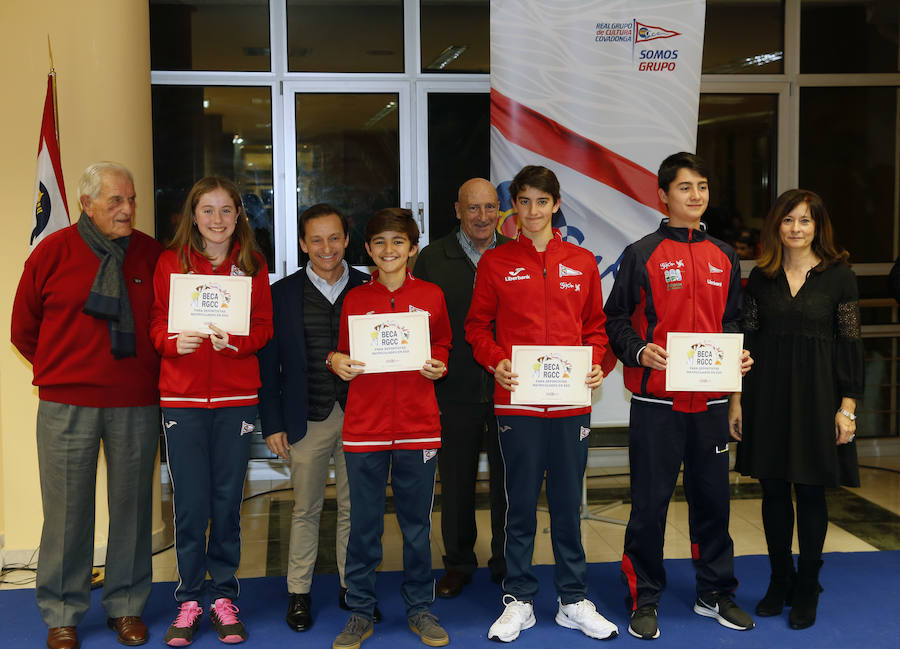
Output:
[163, 406, 255, 603]
[498, 413, 590, 604]
[622, 399, 737, 610]
[343, 448, 438, 619]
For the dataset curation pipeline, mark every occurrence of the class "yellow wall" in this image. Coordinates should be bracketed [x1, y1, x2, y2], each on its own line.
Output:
[0, 0, 156, 555]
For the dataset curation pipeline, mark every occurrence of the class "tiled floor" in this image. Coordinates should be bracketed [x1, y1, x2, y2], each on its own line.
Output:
[3, 453, 900, 590]
[171, 453, 900, 582]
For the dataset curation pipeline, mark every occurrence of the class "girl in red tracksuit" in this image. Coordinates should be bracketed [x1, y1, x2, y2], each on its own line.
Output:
[328, 208, 452, 649]
[150, 176, 272, 647]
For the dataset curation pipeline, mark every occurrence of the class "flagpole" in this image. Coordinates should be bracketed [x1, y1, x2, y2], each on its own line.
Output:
[47, 35, 59, 142]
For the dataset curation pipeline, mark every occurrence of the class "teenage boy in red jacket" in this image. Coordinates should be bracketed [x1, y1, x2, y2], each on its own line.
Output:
[605, 152, 754, 640]
[329, 208, 452, 649]
[465, 166, 618, 643]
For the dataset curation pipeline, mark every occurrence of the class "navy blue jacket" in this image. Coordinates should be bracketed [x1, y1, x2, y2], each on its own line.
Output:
[258, 265, 369, 444]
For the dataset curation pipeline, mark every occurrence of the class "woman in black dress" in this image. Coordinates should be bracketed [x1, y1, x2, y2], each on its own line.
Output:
[730, 189, 863, 630]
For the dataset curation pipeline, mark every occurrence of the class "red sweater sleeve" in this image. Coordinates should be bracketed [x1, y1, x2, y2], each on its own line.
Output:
[11, 256, 44, 364]
[150, 252, 180, 358]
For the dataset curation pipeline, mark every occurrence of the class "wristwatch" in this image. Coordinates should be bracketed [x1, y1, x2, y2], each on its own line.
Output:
[325, 351, 335, 369]
[839, 408, 856, 421]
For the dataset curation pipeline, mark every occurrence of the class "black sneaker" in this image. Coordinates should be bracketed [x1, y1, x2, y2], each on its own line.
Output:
[694, 592, 755, 631]
[628, 604, 660, 640]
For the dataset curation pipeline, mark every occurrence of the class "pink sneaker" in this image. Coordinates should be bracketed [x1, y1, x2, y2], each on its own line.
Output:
[210, 598, 247, 644]
[164, 601, 202, 647]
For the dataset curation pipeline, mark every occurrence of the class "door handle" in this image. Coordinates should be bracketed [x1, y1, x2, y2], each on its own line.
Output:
[404, 202, 426, 234]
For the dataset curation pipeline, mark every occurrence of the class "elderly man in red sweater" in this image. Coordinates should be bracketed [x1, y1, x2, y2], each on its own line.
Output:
[12, 162, 163, 649]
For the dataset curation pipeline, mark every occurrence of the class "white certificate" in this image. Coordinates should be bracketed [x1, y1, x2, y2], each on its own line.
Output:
[665, 332, 744, 392]
[510, 345, 593, 406]
[348, 311, 431, 373]
[167, 274, 252, 336]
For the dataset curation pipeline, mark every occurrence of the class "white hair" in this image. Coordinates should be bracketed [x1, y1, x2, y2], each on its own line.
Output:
[77, 162, 135, 200]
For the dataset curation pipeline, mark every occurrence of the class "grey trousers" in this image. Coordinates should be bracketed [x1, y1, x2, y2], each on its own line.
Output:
[35, 400, 159, 627]
[287, 402, 351, 593]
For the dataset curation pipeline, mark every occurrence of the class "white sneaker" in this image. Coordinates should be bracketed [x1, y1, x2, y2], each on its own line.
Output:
[556, 598, 619, 640]
[487, 595, 536, 642]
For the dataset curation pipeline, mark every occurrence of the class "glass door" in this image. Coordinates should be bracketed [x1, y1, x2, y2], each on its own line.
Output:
[282, 81, 412, 272]
[416, 81, 491, 244]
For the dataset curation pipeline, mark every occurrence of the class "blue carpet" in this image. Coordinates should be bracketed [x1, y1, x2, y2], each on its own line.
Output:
[3, 552, 898, 648]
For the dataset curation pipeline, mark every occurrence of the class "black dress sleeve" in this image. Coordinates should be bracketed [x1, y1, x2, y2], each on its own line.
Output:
[834, 265, 864, 400]
[741, 268, 761, 352]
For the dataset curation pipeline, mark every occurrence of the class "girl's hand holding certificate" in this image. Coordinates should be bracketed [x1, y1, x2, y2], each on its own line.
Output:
[174, 323, 236, 355]
[176, 330, 208, 355]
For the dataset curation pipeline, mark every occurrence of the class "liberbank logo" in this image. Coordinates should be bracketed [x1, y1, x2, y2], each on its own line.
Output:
[505, 267, 531, 282]
[594, 18, 682, 72]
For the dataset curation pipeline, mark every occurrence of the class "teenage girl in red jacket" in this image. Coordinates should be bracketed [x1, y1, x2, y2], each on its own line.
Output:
[150, 176, 272, 647]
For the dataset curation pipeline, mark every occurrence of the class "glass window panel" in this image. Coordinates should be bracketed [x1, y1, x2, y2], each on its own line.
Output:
[801, 0, 899, 73]
[696, 94, 778, 255]
[859, 275, 898, 302]
[427, 93, 491, 242]
[150, 1, 271, 72]
[294, 93, 400, 266]
[703, 0, 784, 74]
[857, 409, 889, 438]
[151, 86, 275, 271]
[287, 1, 404, 73]
[421, 0, 490, 73]
[799, 87, 897, 263]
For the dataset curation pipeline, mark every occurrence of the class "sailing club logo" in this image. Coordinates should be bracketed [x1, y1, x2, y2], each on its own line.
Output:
[594, 18, 682, 72]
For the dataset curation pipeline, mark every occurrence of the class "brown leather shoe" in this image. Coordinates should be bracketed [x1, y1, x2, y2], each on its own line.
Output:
[436, 570, 471, 599]
[106, 616, 148, 646]
[46, 627, 79, 649]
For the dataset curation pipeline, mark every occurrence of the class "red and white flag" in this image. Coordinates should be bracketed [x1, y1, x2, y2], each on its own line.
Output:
[634, 21, 681, 43]
[30, 72, 69, 253]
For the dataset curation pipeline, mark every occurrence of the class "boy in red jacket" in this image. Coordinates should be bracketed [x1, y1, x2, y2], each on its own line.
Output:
[605, 152, 754, 640]
[465, 166, 618, 643]
[329, 208, 452, 649]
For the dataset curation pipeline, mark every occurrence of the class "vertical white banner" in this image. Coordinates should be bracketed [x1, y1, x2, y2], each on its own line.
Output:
[490, 0, 706, 425]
